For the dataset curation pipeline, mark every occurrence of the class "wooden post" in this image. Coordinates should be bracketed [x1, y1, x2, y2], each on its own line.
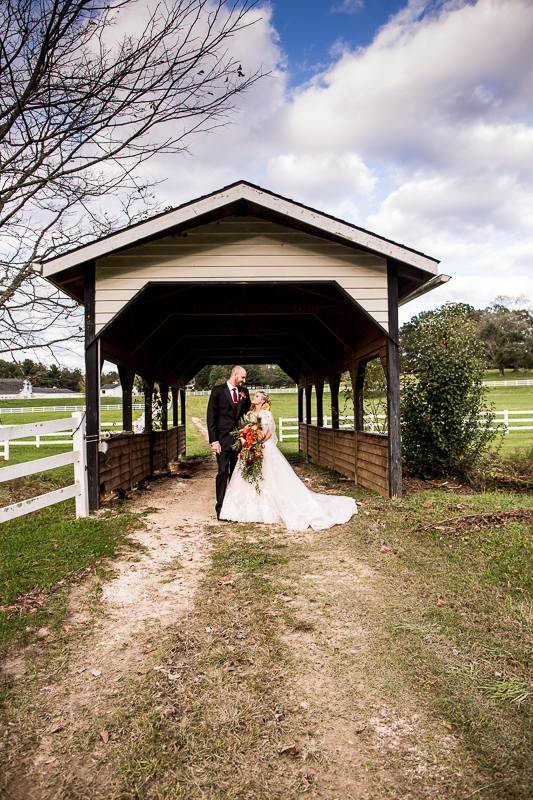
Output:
[387, 260, 402, 499]
[179, 389, 186, 426]
[144, 378, 153, 433]
[298, 387, 304, 424]
[171, 387, 178, 427]
[305, 384, 312, 424]
[72, 412, 89, 518]
[316, 381, 324, 427]
[84, 260, 100, 512]
[160, 382, 168, 431]
[330, 374, 341, 430]
[354, 362, 365, 432]
[118, 365, 133, 432]
[144, 378, 154, 476]
[298, 387, 304, 454]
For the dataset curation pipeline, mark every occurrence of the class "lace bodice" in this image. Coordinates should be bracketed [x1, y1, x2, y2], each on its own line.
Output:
[247, 409, 277, 445]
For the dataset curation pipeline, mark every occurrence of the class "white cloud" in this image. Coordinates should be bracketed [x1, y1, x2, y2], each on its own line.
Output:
[330, 0, 365, 14]
[76, 0, 533, 364]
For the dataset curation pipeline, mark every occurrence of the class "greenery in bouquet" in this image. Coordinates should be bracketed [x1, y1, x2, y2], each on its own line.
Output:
[231, 415, 265, 492]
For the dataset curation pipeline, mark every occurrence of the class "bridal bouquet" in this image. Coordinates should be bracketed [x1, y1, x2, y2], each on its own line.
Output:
[231, 415, 265, 492]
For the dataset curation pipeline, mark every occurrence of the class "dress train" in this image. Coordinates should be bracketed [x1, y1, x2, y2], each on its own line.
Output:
[221, 410, 358, 531]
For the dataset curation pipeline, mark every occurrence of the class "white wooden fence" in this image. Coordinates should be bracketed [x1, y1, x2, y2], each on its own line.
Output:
[482, 380, 533, 387]
[278, 410, 533, 441]
[480, 409, 533, 432]
[0, 403, 144, 414]
[0, 421, 124, 459]
[279, 416, 356, 441]
[0, 413, 88, 522]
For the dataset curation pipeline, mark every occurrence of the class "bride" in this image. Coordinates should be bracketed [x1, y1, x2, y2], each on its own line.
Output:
[221, 391, 358, 531]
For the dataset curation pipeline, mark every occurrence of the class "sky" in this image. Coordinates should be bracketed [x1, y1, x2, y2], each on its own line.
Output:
[135, 0, 533, 329]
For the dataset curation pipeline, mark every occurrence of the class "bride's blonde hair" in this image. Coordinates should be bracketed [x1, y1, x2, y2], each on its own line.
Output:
[256, 390, 271, 409]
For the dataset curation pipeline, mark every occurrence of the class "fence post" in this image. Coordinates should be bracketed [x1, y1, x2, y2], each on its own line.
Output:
[504, 409, 509, 433]
[1, 441, 8, 461]
[36, 435, 40, 449]
[72, 412, 89, 518]
[279, 417, 283, 442]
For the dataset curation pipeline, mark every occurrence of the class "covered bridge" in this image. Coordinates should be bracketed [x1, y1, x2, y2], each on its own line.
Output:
[39, 181, 445, 510]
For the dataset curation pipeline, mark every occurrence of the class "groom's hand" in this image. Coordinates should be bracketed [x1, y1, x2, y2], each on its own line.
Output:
[212, 442, 221, 455]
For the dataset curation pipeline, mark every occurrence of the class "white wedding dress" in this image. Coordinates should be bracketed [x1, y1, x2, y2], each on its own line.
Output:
[221, 409, 358, 531]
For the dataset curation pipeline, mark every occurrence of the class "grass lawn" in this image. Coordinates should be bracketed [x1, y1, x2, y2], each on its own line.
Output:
[1, 393, 533, 796]
[0, 502, 144, 656]
[484, 369, 533, 382]
[6, 473, 529, 799]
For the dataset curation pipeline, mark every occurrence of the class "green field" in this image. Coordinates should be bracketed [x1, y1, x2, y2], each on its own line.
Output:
[483, 369, 533, 383]
[1, 377, 531, 472]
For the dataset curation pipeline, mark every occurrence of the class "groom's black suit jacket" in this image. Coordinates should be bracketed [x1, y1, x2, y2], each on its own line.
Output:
[206, 383, 251, 450]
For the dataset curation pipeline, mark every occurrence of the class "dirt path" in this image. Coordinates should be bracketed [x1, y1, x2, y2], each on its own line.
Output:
[2, 457, 223, 799]
[2, 441, 470, 799]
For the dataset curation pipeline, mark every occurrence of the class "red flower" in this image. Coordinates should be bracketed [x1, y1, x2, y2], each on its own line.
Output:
[246, 458, 253, 465]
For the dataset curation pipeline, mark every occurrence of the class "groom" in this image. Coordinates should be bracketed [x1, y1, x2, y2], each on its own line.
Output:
[206, 365, 251, 519]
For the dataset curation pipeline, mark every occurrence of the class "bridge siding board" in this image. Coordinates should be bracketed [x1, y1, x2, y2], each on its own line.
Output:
[94, 217, 388, 332]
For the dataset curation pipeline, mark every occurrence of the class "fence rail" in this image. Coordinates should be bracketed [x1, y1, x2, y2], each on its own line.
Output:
[0, 413, 88, 522]
[480, 409, 533, 431]
[279, 409, 533, 441]
[482, 380, 533, 387]
[279, 416, 356, 441]
[0, 421, 126, 458]
[0, 404, 144, 414]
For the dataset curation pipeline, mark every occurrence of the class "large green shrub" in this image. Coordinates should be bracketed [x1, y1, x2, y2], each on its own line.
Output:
[401, 303, 500, 479]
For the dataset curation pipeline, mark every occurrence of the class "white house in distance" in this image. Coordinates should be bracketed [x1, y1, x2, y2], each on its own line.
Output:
[100, 382, 122, 397]
[0, 378, 83, 400]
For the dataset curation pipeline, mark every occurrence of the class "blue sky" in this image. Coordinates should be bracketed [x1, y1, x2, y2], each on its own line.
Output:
[270, 0, 407, 82]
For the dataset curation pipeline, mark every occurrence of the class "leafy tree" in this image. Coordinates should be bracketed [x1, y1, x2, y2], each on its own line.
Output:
[0, 359, 23, 378]
[194, 365, 213, 390]
[209, 365, 231, 388]
[243, 364, 263, 386]
[0, 0, 261, 357]
[274, 366, 295, 387]
[261, 365, 295, 387]
[101, 371, 120, 385]
[401, 303, 500, 480]
[400, 303, 474, 372]
[474, 297, 533, 375]
[59, 368, 83, 391]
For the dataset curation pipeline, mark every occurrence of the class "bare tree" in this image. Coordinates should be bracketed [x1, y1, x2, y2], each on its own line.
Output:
[0, 0, 262, 359]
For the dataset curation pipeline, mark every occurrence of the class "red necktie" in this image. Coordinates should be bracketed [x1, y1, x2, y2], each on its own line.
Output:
[232, 387, 238, 407]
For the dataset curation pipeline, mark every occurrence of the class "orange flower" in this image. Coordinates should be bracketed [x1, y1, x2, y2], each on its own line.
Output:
[262, 403, 271, 411]
[240, 391, 245, 399]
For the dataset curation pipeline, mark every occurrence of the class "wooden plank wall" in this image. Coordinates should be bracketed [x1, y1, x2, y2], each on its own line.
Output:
[299, 425, 356, 482]
[177, 424, 186, 456]
[99, 426, 184, 495]
[298, 424, 388, 496]
[356, 433, 388, 496]
[94, 217, 388, 332]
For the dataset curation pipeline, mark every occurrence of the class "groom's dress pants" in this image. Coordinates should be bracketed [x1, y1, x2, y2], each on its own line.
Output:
[215, 444, 238, 516]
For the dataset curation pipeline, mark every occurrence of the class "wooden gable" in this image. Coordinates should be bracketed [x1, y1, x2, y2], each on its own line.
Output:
[94, 215, 389, 333]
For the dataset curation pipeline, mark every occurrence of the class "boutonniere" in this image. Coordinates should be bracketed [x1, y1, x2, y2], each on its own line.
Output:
[240, 391, 246, 399]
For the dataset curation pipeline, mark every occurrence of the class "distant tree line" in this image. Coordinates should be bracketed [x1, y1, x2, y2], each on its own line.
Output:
[194, 365, 295, 390]
[400, 297, 533, 376]
[0, 358, 83, 391]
